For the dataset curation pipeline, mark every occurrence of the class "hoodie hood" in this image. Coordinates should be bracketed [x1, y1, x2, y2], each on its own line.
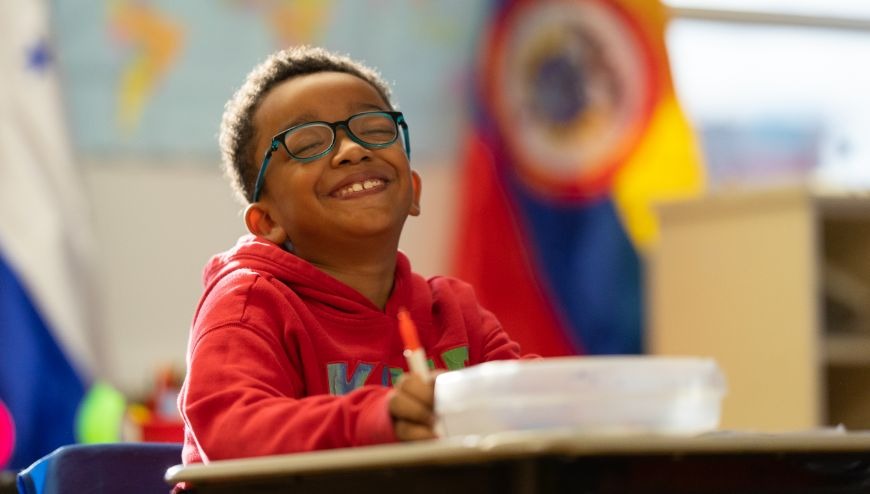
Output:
[202, 234, 413, 316]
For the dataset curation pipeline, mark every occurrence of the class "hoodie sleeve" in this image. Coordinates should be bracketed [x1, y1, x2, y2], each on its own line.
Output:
[428, 276, 523, 363]
[179, 272, 397, 463]
[476, 305, 523, 361]
[180, 321, 397, 463]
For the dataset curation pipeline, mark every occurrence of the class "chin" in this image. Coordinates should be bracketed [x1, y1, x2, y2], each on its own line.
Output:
[344, 218, 405, 239]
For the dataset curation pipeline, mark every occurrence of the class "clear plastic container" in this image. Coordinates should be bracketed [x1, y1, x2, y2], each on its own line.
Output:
[435, 356, 726, 437]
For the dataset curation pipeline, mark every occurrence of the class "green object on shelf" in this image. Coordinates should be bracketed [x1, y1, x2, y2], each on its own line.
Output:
[75, 381, 126, 444]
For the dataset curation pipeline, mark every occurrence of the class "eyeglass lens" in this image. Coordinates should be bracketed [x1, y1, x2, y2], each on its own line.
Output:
[283, 113, 398, 160]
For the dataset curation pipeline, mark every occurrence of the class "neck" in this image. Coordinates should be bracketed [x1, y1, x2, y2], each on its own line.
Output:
[312, 253, 398, 310]
[296, 236, 400, 310]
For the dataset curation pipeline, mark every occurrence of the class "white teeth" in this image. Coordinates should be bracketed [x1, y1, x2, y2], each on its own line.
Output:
[338, 179, 384, 197]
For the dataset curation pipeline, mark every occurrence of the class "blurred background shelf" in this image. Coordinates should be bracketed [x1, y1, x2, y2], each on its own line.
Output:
[649, 187, 870, 431]
[826, 333, 870, 366]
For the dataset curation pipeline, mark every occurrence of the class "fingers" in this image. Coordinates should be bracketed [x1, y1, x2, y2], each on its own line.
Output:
[397, 372, 435, 407]
[389, 373, 434, 424]
[393, 419, 438, 441]
[389, 373, 438, 441]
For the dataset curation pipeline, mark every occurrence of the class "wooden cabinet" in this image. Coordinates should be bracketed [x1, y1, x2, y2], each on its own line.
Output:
[648, 187, 870, 431]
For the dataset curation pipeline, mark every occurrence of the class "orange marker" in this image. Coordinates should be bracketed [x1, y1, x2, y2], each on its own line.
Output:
[398, 307, 430, 380]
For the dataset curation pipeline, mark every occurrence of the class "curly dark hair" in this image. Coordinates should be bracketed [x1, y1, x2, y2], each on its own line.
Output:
[219, 46, 395, 204]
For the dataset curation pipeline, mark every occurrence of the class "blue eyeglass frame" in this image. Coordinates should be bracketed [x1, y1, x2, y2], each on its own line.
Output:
[251, 110, 410, 202]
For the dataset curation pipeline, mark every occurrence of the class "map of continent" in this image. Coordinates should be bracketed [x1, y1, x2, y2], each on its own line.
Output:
[109, 0, 185, 135]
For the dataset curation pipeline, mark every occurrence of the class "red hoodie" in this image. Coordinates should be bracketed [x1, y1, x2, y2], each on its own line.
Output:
[179, 235, 521, 464]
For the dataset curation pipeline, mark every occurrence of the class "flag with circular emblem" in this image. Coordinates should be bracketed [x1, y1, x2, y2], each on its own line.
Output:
[454, 0, 704, 356]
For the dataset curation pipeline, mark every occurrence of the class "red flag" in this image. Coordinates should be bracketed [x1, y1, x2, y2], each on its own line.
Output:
[454, 0, 704, 356]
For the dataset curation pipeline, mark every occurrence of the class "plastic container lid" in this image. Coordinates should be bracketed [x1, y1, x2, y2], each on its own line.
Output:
[435, 356, 727, 437]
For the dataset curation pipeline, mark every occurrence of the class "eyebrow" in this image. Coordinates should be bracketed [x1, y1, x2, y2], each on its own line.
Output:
[273, 103, 390, 135]
[354, 102, 388, 113]
[274, 112, 318, 134]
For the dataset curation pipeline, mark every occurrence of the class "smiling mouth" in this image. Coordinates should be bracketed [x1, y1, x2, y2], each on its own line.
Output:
[332, 178, 387, 198]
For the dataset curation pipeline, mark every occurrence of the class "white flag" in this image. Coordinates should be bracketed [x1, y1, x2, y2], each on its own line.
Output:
[0, 0, 102, 468]
[0, 0, 99, 379]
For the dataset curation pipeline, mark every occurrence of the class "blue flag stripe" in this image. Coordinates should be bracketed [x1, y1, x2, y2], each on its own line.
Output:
[512, 185, 643, 354]
[0, 252, 84, 469]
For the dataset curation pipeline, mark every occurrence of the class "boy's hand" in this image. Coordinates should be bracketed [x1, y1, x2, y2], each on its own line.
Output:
[388, 372, 441, 441]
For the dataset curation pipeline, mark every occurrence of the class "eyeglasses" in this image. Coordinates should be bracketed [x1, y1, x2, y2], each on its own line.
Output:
[252, 110, 410, 202]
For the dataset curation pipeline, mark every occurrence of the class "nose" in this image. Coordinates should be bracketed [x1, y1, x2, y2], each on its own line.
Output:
[330, 126, 370, 167]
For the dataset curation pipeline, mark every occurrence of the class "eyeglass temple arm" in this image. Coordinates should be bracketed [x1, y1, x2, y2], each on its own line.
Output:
[398, 116, 411, 158]
[252, 141, 279, 202]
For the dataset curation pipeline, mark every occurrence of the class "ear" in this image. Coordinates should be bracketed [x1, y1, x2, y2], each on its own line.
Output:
[244, 203, 288, 244]
[409, 170, 422, 217]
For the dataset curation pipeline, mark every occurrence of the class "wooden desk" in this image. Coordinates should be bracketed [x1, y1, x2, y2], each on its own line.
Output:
[166, 430, 870, 493]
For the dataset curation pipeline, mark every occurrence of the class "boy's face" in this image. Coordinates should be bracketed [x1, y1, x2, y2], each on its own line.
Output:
[248, 71, 420, 258]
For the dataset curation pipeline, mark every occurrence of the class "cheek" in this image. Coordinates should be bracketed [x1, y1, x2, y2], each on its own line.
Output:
[276, 162, 318, 191]
[384, 147, 411, 172]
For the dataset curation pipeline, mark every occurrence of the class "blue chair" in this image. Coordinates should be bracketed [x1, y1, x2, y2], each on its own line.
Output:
[16, 443, 182, 494]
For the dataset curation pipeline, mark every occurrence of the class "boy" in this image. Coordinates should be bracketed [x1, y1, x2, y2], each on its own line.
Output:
[179, 46, 522, 464]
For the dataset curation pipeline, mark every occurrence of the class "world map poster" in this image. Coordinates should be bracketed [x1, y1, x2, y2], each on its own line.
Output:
[52, 0, 487, 164]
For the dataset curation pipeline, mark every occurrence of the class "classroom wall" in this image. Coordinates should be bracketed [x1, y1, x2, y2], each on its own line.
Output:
[83, 159, 457, 396]
[46, 2, 870, 400]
